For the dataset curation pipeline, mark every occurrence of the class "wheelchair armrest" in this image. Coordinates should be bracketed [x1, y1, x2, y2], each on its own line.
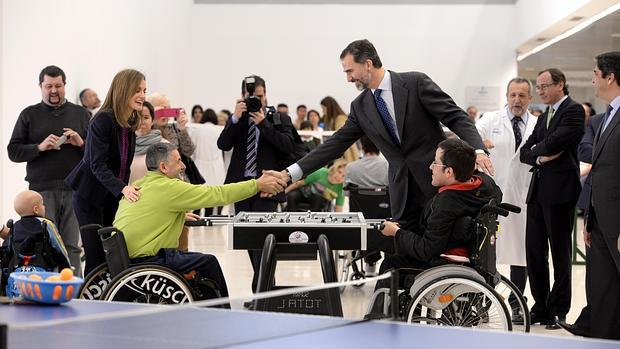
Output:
[97, 227, 118, 240]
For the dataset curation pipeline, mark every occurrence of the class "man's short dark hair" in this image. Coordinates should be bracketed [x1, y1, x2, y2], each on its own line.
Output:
[538, 68, 569, 95]
[296, 104, 307, 111]
[277, 103, 288, 109]
[300, 120, 313, 130]
[360, 135, 379, 154]
[340, 39, 382, 68]
[39, 65, 66, 85]
[241, 75, 266, 95]
[146, 143, 177, 171]
[595, 51, 620, 87]
[79, 88, 89, 106]
[438, 139, 476, 182]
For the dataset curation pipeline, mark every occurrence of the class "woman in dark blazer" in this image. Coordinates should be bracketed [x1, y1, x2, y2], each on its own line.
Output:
[66, 69, 145, 275]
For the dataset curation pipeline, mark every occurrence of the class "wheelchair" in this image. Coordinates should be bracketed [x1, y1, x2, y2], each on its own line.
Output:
[78, 224, 223, 305]
[336, 185, 391, 292]
[1, 218, 71, 297]
[366, 201, 530, 332]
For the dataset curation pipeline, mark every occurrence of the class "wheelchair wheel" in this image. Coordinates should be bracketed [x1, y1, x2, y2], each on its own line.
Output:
[78, 263, 112, 300]
[101, 265, 195, 304]
[494, 275, 530, 332]
[406, 275, 512, 331]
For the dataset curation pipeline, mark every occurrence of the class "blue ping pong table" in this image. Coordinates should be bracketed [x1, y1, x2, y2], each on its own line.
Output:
[1, 300, 618, 349]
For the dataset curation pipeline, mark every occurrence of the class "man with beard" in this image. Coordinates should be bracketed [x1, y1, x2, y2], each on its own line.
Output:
[8, 65, 90, 277]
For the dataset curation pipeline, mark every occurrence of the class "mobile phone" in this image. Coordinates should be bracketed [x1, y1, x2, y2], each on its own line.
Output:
[154, 108, 181, 119]
[54, 134, 68, 149]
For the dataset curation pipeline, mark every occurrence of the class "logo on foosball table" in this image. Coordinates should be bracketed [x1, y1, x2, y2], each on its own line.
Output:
[289, 231, 309, 244]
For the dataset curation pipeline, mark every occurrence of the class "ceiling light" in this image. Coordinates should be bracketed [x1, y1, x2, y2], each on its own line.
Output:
[518, 4, 620, 61]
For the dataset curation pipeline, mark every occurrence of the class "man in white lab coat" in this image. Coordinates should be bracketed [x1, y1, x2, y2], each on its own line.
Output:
[476, 77, 537, 323]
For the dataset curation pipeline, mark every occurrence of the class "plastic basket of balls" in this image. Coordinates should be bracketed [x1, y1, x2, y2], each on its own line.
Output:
[9, 268, 83, 304]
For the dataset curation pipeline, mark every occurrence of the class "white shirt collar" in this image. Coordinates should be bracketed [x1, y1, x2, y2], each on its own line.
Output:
[371, 70, 391, 94]
[551, 95, 568, 113]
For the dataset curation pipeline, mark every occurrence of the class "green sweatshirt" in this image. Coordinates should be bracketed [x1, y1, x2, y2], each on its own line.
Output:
[114, 171, 257, 258]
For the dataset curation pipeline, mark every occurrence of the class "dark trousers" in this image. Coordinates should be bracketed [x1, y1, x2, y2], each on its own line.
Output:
[399, 171, 429, 232]
[285, 189, 329, 212]
[234, 194, 278, 292]
[589, 213, 620, 339]
[136, 249, 229, 299]
[508, 265, 528, 309]
[72, 193, 119, 276]
[525, 201, 574, 319]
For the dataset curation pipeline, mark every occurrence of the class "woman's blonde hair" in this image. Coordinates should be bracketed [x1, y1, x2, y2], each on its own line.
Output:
[98, 69, 145, 130]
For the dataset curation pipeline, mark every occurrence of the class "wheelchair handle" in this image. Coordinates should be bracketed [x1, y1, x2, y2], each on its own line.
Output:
[499, 202, 521, 214]
[480, 205, 510, 217]
[97, 226, 119, 240]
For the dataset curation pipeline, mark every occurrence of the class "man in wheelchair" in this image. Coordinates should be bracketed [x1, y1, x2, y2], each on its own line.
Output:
[112, 143, 286, 300]
[1, 190, 71, 296]
[378, 138, 502, 287]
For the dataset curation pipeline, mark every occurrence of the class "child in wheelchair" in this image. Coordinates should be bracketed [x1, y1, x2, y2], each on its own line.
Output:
[1, 190, 71, 297]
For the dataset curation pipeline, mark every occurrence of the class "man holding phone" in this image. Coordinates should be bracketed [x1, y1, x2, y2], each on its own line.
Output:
[7, 65, 90, 277]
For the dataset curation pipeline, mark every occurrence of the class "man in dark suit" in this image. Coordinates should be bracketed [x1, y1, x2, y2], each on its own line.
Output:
[217, 75, 297, 292]
[585, 51, 620, 339]
[520, 68, 585, 329]
[279, 39, 493, 234]
[558, 112, 603, 337]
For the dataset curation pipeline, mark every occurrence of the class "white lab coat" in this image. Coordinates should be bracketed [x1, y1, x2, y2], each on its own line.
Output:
[186, 123, 226, 187]
[476, 108, 537, 266]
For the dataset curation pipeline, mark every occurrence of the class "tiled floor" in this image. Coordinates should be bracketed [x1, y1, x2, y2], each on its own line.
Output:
[188, 213, 588, 337]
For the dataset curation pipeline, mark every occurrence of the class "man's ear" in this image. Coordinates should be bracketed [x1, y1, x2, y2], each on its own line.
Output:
[158, 161, 167, 175]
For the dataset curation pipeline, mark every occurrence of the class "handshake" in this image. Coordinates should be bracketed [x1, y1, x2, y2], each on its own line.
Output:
[255, 170, 291, 197]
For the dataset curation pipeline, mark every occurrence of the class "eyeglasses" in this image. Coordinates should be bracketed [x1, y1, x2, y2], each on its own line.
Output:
[535, 83, 556, 92]
[430, 161, 447, 168]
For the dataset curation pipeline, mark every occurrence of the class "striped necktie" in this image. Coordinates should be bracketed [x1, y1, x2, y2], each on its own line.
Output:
[546, 106, 555, 128]
[245, 119, 257, 176]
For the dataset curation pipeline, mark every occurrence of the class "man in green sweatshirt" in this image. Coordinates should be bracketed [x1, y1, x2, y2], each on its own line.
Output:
[113, 143, 286, 299]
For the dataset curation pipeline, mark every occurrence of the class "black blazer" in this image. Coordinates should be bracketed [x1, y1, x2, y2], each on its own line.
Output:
[520, 96, 585, 205]
[297, 71, 485, 219]
[65, 111, 136, 205]
[587, 104, 620, 238]
[217, 108, 296, 202]
[576, 113, 603, 209]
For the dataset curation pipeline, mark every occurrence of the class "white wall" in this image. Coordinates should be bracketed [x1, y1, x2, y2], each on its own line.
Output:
[1, 0, 518, 219]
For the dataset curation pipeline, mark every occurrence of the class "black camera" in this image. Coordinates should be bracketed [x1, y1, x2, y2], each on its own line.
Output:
[244, 76, 262, 113]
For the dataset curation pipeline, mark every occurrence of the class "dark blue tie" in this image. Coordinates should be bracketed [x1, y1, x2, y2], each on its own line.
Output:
[601, 104, 614, 133]
[373, 89, 400, 145]
[512, 116, 522, 152]
[245, 118, 257, 176]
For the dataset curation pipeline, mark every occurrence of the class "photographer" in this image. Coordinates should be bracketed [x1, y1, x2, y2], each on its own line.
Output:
[217, 75, 297, 292]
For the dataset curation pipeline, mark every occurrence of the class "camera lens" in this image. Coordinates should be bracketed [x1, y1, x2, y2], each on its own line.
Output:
[245, 96, 262, 113]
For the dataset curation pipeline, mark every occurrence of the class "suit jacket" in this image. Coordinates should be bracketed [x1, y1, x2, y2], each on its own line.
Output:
[576, 113, 603, 209]
[217, 108, 296, 202]
[587, 104, 620, 239]
[520, 96, 585, 205]
[65, 111, 136, 205]
[297, 71, 485, 219]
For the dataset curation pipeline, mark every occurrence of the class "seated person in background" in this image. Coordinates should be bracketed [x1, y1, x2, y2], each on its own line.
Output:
[299, 120, 321, 151]
[285, 160, 347, 212]
[378, 139, 501, 286]
[344, 135, 388, 189]
[3, 191, 71, 271]
[344, 136, 389, 274]
[113, 143, 286, 299]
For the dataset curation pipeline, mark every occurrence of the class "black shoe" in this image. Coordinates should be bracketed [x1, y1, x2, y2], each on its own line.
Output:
[545, 316, 565, 330]
[558, 321, 591, 337]
[529, 312, 550, 325]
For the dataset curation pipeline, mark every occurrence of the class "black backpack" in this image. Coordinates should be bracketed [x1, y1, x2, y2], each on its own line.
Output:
[271, 111, 310, 168]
